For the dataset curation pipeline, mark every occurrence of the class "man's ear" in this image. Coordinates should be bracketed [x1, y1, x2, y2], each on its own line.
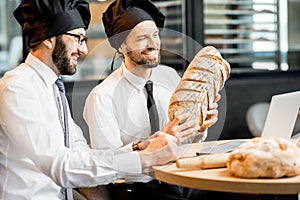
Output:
[118, 45, 123, 54]
[43, 37, 55, 49]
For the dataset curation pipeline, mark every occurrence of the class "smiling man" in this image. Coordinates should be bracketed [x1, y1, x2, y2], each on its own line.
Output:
[82, 0, 220, 199]
[0, 0, 189, 199]
[52, 31, 88, 75]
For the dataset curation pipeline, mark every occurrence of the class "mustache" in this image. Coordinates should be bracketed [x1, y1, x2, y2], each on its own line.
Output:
[141, 48, 160, 54]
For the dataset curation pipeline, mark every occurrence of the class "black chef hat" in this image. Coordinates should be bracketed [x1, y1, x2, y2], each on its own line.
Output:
[102, 0, 165, 50]
[14, 0, 91, 47]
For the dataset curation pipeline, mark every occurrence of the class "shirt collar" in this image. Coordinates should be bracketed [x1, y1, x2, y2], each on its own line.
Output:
[120, 62, 150, 92]
[25, 53, 58, 88]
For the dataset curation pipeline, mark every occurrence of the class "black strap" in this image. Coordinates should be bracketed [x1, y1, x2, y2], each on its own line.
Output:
[144, 80, 159, 134]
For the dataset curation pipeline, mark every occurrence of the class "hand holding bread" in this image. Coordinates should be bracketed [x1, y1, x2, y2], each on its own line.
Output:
[162, 113, 198, 144]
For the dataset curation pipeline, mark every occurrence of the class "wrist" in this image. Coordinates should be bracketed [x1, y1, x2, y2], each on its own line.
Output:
[132, 141, 142, 151]
[138, 151, 152, 168]
[132, 140, 150, 151]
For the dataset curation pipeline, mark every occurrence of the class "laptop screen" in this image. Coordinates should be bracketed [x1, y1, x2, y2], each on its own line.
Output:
[261, 91, 300, 139]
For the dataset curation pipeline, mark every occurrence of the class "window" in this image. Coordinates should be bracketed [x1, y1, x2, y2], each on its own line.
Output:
[0, 0, 22, 76]
[203, 0, 283, 71]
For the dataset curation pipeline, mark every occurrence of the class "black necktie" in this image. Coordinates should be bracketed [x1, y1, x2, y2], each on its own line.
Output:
[145, 80, 159, 134]
[55, 78, 73, 200]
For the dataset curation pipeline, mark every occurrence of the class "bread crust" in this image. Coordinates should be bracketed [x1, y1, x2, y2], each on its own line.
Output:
[168, 46, 230, 131]
[227, 137, 300, 178]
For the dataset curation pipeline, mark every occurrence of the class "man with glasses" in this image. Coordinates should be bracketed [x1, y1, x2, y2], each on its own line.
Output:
[0, 0, 195, 199]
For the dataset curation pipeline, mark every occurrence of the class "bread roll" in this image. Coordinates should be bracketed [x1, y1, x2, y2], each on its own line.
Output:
[227, 137, 300, 178]
[168, 46, 230, 133]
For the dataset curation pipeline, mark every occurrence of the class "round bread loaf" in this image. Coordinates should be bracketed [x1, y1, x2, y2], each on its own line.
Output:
[168, 46, 230, 132]
[227, 137, 300, 178]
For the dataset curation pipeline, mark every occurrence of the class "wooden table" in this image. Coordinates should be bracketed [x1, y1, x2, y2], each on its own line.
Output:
[151, 140, 300, 195]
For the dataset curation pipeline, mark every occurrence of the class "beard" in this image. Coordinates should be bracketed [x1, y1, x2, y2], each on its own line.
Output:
[52, 36, 75, 75]
[126, 48, 160, 69]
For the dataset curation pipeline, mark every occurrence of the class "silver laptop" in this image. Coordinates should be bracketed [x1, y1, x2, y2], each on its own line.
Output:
[261, 90, 300, 139]
[196, 90, 300, 155]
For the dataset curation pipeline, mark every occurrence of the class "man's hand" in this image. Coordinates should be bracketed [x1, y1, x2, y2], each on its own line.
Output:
[198, 93, 220, 132]
[138, 132, 179, 168]
[161, 113, 198, 144]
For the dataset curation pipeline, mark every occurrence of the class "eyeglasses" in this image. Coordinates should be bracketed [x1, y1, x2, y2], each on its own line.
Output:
[62, 32, 88, 45]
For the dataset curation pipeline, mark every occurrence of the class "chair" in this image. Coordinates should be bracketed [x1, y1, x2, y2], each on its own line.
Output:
[72, 189, 88, 200]
[246, 102, 300, 138]
[245, 102, 270, 137]
[77, 186, 111, 200]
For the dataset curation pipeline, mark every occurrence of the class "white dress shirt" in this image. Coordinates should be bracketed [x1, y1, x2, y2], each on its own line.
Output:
[84, 63, 181, 182]
[0, 54, 142, 200]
